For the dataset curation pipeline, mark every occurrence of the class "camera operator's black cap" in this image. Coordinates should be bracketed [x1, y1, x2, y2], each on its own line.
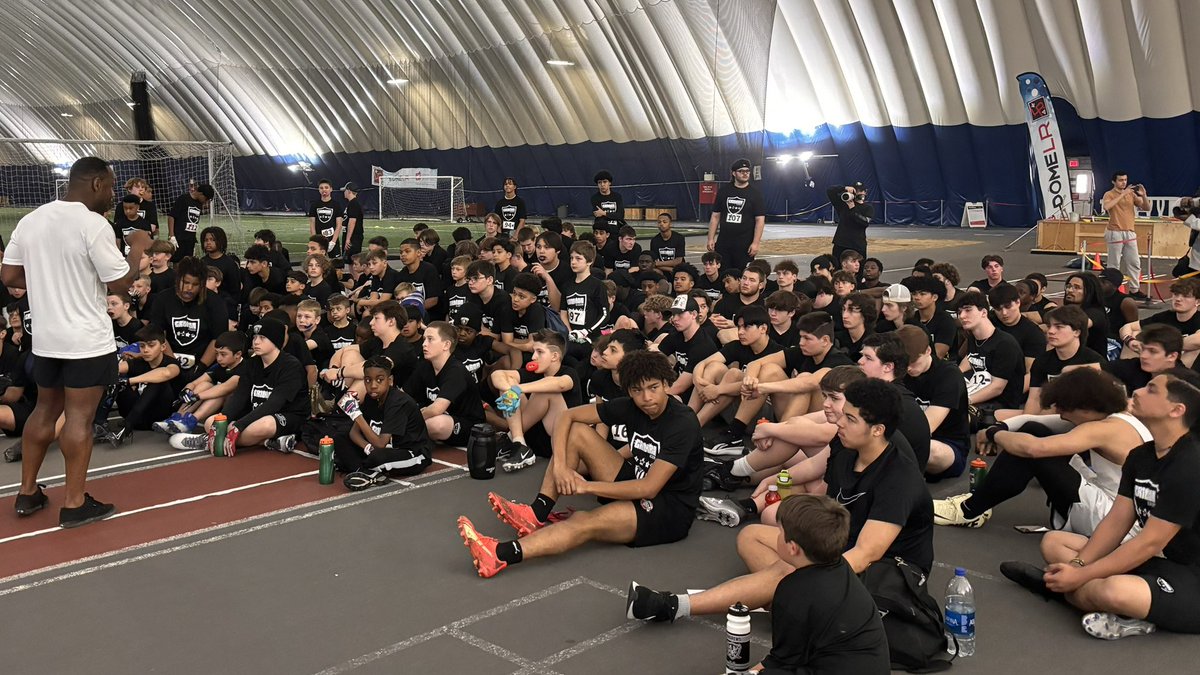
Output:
[731, 158, 752, 172]
[852, 181, 865, 190]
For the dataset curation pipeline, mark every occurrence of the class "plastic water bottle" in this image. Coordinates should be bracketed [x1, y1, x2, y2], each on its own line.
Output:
[944, 567, 975, 657]
[725, 602, 751, 673]
[776, 469, 793, 499]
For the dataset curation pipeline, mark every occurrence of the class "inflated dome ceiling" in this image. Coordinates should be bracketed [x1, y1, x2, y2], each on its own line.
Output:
[0, 0, 1186, 158]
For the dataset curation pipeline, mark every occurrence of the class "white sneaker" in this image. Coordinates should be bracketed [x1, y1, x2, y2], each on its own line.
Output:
[1082, 612, 1156, 640]
[696, 496, 746, 527]
[933, 493, 991, 528]
[169, 432, 208, 451]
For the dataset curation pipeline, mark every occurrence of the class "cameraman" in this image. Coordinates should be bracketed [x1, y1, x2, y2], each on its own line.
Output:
[828, 182, 873, 261]
[1101, 172, 1150, 299]
[1173, 195, 1200, 276]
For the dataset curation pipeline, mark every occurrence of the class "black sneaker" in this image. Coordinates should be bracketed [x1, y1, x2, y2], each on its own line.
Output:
[93, 423, 109, 441]
[14, 484, 47, 516]
[106, 426, 131, 448]
[3, 440, 21, 463]
[1000, 561, 1058, 601]
[501, 442, 536, 473]
[703, 462, 750, 492]
[704, 428, 745, 458]
[343, 468, 389, 491]
[625, 581, 679, 622]
[59, 494, 117, 529]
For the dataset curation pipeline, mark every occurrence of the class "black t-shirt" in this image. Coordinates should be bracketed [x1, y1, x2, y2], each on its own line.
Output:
[720, 339, 782, 367]
[468, 289, 514, 335]
[907, 310, 957, 351]
[208, 357, 248, 386]
[537, 262, 573, 310]
[713, 293, 764, 321]
[1102, 291, 1131, 340]
[227, 351, 308, 429]
[147, 290, 229, 359]
[712, 183, 766, 245]
[782, 347, 854, 376]
[518, 364, 583, 408]
[395, 262, 443, 306]
[1144, 310, 1200, 339]
[769, 322, 801, 348]
[595, 239, 620, 271]
[443, 282, 471, 318]
[589, 368, 624, 402]
[308, 198, 345, 243]
[1118, 435, 1200, 568]
[301, 325, 335, 369]
[324, 321, 357, 351]
[512, 302, 547, 341]
[657, 328, 719, 376]
[590, 191, 624, 234]
[597, 396, 704, 507]
[825, 440, 935, 573]
[833, 329, 870, 363]
[1081, 305, 1111, 359]
[649, 232, 685, 263]
[204, 253, 243, 301]
[763, 560, 890, 675]
[343, 198, 366, 248]
[403, 358, 485, 423]
[149, 268, 177, 297]
[1029, 346, 1103, 389]
[1103, 358, 1155, 396]
[360, 336, 419, 388]
[494, 195, 526, 237]
[695, 273, 724, 304]
[895, 383, 932, 471]
[126, 354, 181, 392]
[610, 244, 643, 273]
[114, 199, 158, 234]
[303, 281, 334, 308]
[963, 329, 1026, 408]
[112, 318, 143, 350]
[170, 194, 204, 241]
[494, 266, 517, 294]
[560, 275, 608, 333]
[454, 335, 494, 384]
[367, 267, 402, 298]
[361, 388, 433, 459]
[905, 357, 970, 446]
[996, 315, 1048, 360]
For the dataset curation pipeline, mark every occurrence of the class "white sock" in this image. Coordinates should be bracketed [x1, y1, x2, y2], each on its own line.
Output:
[731, 457, 754, 477]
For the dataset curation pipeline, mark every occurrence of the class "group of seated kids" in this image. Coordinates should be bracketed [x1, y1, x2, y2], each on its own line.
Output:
[5, 189, 1200, 673]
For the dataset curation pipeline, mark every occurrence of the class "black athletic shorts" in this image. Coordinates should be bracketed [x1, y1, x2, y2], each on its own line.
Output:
[33, 352, 118, 389]
[445, 415, 479, 447]
[270, 413, 306, 438]
[1132, 558, 1200, 633]
[4, 399, 35, 436]
[613, 461, 695, 548]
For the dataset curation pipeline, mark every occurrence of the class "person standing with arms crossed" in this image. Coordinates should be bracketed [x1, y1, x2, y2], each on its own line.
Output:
[707, 159, 766, 273]
[1, 157, 152, 527]
[1102, 172, 1150, 300]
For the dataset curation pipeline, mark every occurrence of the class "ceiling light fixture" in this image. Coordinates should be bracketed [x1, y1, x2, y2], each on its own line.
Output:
[545, 59, 574, 66]
[60, 112, 73, 117]
[386, 78, 408, 85]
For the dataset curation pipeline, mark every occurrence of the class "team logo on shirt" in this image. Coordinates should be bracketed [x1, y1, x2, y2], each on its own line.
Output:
[186, 206, 201, 232]
[22, 309, 32, 335]
[566, 292, 588, 326]
[1157, 577, 1175, 594]
[964, 353, 992, 395]
[369, 421, 383, 436]
[461, 357, 484, 382]
[1133, 478, 1159, 526]
[171, 315, 201, 346]
[600, 200, 617, 216]
[331, 336, 353, 350]
[425, 386, 440, 404]
[501, 205, 518, 227]
[250, 384, 273, 408]
[316, 207, 334, 224]
[659, 246, 676, 259]
[629, 432, 661, 479]
[725, 196, 745, 224]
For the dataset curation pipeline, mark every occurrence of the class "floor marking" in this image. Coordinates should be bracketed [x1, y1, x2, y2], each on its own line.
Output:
[0, 470, 318, 545]
[313, 577, 588, 675]
[933, 560, 998, 582]
[432, 457, 468, 470]
[0, 450, 206, 493]
[448, 629, 563, 675]
[0, 470, 469, 594]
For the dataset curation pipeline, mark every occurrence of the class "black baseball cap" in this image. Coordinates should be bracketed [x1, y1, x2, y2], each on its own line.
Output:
[665, 294, 700, 315]
[341, 182, 359, 192]
[731, 158, 752, 172]
[451, 302, 483, 332]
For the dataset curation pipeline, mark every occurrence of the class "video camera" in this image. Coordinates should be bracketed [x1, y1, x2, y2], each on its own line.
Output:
[841, 183, 866, 204]
[1172, 196, 1200, 219]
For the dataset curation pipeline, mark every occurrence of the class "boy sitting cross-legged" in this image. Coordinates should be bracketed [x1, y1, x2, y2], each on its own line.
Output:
[456, 350, 704, 578]
[157, 331, 247, 437]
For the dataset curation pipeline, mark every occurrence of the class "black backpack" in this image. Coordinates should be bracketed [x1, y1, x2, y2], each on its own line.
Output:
[861, 557, 954, 672]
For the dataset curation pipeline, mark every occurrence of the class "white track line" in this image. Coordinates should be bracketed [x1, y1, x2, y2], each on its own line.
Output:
[431, 457, 468, 471]
[0, 470, 316, 545]
[0, 470, 468, 594]
[0, 450, 206, 493]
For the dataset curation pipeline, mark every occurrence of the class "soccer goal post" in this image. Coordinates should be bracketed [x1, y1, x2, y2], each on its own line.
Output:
[0, 138, 243, 248]
[374, 167, 465, 223]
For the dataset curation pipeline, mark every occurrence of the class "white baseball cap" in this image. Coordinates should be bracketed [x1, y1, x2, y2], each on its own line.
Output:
[883, 283, 911, 304]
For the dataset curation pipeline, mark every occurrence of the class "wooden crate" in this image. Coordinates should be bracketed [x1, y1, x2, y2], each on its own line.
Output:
[644, 206, 677, 220]
[1035, 218, 1190, 259]
[623, 207, 644, 221]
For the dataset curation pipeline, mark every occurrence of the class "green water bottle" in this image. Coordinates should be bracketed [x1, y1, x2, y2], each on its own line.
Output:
[212, 414, 228, 457]
[776, 469, 794, 500]
[319, 436, 335, 485]
[969, 458, 988, 493]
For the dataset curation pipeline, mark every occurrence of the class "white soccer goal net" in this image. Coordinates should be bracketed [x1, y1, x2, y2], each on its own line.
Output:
[376, 171, 466, 222]
[0, 138, 242, 248]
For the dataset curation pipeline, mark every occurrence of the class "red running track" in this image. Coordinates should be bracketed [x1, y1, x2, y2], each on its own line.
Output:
[0, 447, 464, 580]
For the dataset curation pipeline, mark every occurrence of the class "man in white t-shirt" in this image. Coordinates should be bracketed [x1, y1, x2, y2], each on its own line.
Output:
[1, 157, 151, 528]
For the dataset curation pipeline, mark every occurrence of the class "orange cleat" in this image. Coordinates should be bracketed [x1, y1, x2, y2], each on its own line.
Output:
[488, 492, 545, 538]
[457, 516, 507, 578]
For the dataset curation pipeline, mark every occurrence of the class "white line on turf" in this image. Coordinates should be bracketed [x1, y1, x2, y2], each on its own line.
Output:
[0, 470, 318, 545]
[448, 629, 562, 675]
[432, 457, 468, 470]
[0, 450, 206, 494]
[0, 470, 469, 593]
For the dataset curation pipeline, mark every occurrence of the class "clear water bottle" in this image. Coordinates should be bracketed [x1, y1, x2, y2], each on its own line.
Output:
[944, 567, 975, 657]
